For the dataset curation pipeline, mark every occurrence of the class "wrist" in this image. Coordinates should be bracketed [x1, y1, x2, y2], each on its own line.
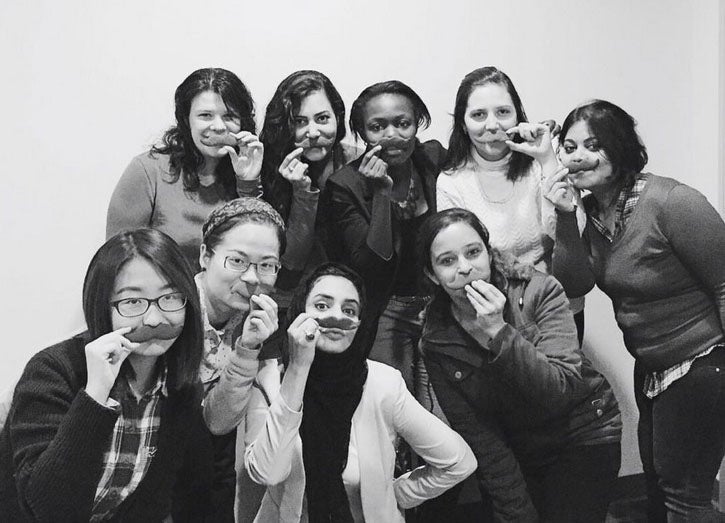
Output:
[85, 384, 110, 406]
[538, 152, 559, 175]
[484, 322, 506, 339]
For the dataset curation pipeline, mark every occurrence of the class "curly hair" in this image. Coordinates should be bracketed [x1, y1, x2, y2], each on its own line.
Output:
[259, 70, 346, 220]
[152, 68, 256, 194]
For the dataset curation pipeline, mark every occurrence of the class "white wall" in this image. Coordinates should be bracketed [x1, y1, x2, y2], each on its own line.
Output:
[0, 0, 722, 476]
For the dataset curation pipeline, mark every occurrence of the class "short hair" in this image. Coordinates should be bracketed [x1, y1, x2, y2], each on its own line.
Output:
[559, 99, 648, 188]
[444, 66, 534, 182]
[260, 70, 347, 220]
[418, 208, 505, 295]
[152, 68, 256, 193]
[201, 197, 286, 256]
[82, 229, 204, 391]
[349, 80, 431, 141]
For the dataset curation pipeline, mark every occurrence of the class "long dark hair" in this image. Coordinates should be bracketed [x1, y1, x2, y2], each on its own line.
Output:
[152, 68, 256, 194]
[260, 70, 347, 220]
[82, 229, 204, 391]
[349, 80, 431, 141]
[444, 67, 534, 182]
[418, 208, 506, 300]
[559, 99, 648, 191]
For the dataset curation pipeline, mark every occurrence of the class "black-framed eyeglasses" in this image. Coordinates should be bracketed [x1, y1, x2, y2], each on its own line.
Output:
[110, 292, 187, 318]
[210, 249, 281, 276]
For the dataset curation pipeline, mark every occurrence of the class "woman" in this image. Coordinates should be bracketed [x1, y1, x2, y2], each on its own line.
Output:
[420, 208, 622, 522]
[237, 262, 476, 522]
[195, 198, 285, 521]
[546, 99, 725, 521]
[437, 67, 587, 343]
[260, 70, 360, 292]
[0, 229, 211, 521]
[107, 67, 264, 271]
[327, 80, 445, 397]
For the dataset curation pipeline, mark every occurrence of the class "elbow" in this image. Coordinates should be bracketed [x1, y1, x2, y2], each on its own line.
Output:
[244, 453, 291, 486]
[202, 407, 238, 436]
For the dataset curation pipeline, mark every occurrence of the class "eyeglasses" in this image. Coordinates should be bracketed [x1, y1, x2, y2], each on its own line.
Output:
[210, 249, 281, 276]
[110, 292, 187, 318]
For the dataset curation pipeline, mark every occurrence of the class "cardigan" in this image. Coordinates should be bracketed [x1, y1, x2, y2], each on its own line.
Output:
[242, 361, 477, 523]
[420, 257, 621, 522]
[326, 140, 446, 315]
[106, 151, 260, 272]
[0, 334, 212, 522]
[552, 173, 725, 371]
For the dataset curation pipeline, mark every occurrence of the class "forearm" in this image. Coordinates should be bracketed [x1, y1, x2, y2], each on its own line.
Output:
[203, 347, 260, 435]
[236, 177, 263, 198]
[280, 187, 320, 271]
[552, 209, 595, 297]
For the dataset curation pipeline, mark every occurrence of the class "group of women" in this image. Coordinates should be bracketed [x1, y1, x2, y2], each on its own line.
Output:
[0, 64, 723, 523]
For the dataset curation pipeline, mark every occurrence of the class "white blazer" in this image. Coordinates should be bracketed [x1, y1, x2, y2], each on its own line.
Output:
[244, 360, 476, 522]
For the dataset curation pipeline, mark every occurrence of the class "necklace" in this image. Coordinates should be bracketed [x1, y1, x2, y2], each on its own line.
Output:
[475, 172, 516, 204]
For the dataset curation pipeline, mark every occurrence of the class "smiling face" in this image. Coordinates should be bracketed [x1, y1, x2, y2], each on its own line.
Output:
[463, 83, 518, 162]
[361, 93, 418, 166]
[293, 90, 338, 163]
[199, 221, 280, 324]
[110, 257, 187, 359]
[427, 221, 492, 300]
[558, 120, 616, 191]
[189, 90, 242, 160]
[305, 274, 361, 354]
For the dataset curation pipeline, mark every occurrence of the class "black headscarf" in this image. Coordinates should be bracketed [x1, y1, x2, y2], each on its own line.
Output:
[283, 263, 371, 522]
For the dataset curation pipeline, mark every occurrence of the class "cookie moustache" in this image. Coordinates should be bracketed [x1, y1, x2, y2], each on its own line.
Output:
[315, 317, 360, 331]
[201, 134, 238, 147]
[125, 324, 184, 343]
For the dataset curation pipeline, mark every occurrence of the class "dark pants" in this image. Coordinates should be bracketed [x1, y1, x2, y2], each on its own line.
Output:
[634, 346, 725, 522]
[522, 442, 621, 523]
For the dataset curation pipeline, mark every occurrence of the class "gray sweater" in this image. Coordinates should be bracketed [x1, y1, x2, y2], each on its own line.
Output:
[553, 173, 725, 371]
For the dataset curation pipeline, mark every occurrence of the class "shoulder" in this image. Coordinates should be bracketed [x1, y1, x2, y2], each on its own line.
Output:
[122, 151, 171, 182]
[328, 160, 366, 193]
[418, 139, 446, 165]
[19, 334, 89, 389]
[364, 361, 406, 397]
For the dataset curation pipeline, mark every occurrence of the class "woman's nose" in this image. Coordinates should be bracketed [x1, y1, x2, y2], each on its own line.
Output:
[239, 265, 260, 286]
[210, 115, 226, 132]
[307, 124, 320, 139]
[142, 304, 164, 327]
[484, 114, 500, 132]
[457, 257, 473, 274]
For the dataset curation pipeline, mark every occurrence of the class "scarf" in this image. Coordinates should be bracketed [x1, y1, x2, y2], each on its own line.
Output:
[300, 335, 368, 522]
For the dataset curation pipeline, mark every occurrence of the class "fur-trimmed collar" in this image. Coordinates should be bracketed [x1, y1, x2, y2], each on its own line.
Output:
[491, 249, 535, 282]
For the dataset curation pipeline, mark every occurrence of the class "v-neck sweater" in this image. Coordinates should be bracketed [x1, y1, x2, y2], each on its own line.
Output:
[553, 173, 725, 371]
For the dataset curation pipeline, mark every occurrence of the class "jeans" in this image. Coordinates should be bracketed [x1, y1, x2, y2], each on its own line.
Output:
[634, 346, 725, 522]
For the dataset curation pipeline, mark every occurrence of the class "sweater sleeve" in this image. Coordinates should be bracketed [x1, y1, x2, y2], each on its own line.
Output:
[106, 155, 156, 238]
[660, 183, 725, 329]
[552, 209, 596, 298]
[391, 372, 476, 509]
[423, 354, 538, 522]
[202, 347, 260, 435]
[328, 175, 395, 270]
[485, 275, 587, 413]
[436, 173, 464, 212]
[244, 391, 302, 486]
[236, 177, 263, 198]
[280, 187, 321, 272]
[9, 351, 120, 521]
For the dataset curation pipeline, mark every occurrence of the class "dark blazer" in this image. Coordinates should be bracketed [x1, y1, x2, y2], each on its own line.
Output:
[0, 334, 213, 522]
[420, 258, 621, 522]
[326, 140, 446, 316]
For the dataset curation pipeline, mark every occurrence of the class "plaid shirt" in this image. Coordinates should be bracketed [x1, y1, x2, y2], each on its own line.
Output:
[91, 365, 168, 521]
[585, 174, 716, 397]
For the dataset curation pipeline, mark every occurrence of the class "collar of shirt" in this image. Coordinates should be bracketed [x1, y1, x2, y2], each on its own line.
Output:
[585, 173, 647, 243]
[195, 273, 245, 384]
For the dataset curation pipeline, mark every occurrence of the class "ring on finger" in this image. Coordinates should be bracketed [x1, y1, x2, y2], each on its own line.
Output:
[304, 329, 316, 341]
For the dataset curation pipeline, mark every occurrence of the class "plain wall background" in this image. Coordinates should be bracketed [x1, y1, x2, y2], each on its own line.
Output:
[1, 0, 722, 477]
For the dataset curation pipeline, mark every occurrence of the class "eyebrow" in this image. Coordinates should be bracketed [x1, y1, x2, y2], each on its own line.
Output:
[434, 242, 481, 257]
[311, 293, 360, 306]
[114, 283, 173, 295]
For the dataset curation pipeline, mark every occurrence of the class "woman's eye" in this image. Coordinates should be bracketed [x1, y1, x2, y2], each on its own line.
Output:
[438, 257, 455, 266]
[343, 308, 358, 317]
[198, 113, 212, 119]
[471, 111, 485, 120]
[586, 142, 601, 152]
[398, 120, 411, 129]
[562, 145, 576, 154]
[317, 115, 330, 124]
[294, 117, 307, 127]
[314, 303, 329, 311]
[497, 108, 511, 116]
[466, 248, 482, 258]
[223, 114, 239, 122]
[368, 123, 381, 133]
[123, 298, 142, 306]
